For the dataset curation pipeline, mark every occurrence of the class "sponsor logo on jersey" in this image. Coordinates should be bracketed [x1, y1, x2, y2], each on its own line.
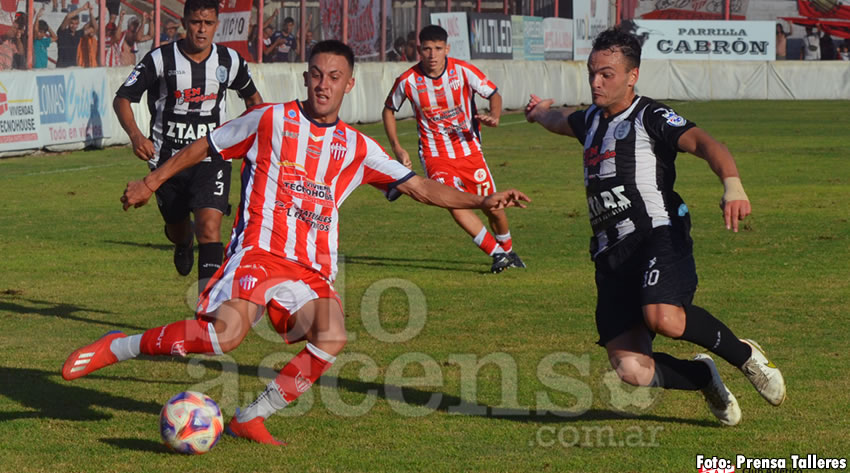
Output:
[587, 185, 632, 224]
[215, 65, 228, 83]
[306, 143, 322, 159]
[614, 121, 631, 140]
[239, 275, 258, 291]
[283, 204, 333, 232]
[584, 145, 616, 167]
[282, 178, 334, 207]
[165, 121, 216, 144]
[174, 87, 218, 105]
[167, 69, 185, 76]
[124, 68, 141, 87]
[474, 168, 488, 182]
[657, 108, 686, 127]
[283, 130, 298, 139]
[309, 132, 324, 142]
[288, 109, 298, 118]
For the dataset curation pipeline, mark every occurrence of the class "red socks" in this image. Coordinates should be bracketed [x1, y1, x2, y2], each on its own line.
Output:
[139, 319, 221, 356]
[274, 343, 335, 403]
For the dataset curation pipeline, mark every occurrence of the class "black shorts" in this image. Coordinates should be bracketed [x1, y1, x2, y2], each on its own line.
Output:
[594, 218, 697, 347]
[154, 158, 231, 225]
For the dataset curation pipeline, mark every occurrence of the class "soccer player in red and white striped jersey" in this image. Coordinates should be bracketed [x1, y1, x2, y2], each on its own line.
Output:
[62, 40, 529, 445]
[383, 25, 525, 273]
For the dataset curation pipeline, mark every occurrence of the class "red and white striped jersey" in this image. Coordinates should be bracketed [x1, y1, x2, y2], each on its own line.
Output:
[207, 100, 414, 282]
[385, 57, 497, 162]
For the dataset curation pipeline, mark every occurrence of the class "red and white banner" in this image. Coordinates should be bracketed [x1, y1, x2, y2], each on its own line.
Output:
[213, 0, 253, 61]
[634, 0, 750, 20]
[320, 0, 391, 59]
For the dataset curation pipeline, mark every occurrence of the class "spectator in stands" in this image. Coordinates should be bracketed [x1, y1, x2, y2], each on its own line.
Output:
[386, 36, 407, 61]
[57, 2, 93, 68]
[11, 12, 27, 69]
[819, 29, 836, 60]
[775, 23, 788, 60]
[297, 28, 317, 61]
[275, 16, 297, 62]
[77, 19, 98, 67]
[104, 11, 125, 66]
[404, 31, 417, 61]
[34, 7, 58, 69]
[262, 24, 281, 62]
[840, 40, 850, 61]
[801, 25, 821, 60]
[160, 19, 181, 44]
[122, 13, 153, 66]
[0, 36, 15, 70]
[51, 0, 67, 12]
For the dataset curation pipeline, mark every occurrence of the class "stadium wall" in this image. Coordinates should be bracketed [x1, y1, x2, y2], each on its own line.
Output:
[1, 60, 848, 157]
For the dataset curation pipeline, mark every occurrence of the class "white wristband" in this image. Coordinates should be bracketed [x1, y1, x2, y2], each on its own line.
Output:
[722, 177, 749, 202]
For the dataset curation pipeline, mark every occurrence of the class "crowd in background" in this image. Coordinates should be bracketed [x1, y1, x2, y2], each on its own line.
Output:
[3, 3, 849, 70]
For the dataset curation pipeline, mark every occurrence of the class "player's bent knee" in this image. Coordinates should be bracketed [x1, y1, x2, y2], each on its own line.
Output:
[612, 355, 654, 386]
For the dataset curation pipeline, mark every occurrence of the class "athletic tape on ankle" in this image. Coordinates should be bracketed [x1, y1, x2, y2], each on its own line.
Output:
[722, 177, 749, 202]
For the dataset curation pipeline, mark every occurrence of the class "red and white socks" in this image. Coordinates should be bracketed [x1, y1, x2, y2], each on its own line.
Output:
[108, 319, 223, 361]
[237, 343, 336, 422]
[473, 227, 507, 256]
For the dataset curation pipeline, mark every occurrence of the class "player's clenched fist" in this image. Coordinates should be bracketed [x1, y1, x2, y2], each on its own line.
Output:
[525, 94, 553, 123]
[121, 179, 154, 210]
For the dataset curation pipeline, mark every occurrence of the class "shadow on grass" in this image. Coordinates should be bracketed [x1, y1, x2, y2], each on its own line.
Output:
[321, 375, 717, 427]
[102, 240, 174, 251]
[342, 255, 488, 274]
[0, 295, 147, 331]
[100, 438, 170, 454]
[0, 367, 160, 422]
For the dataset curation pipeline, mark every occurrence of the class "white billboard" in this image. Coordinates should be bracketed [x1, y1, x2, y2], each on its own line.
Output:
[573, 0, 610, 60]
[430, 12, 471, 61]
[632, 20, 776, 61]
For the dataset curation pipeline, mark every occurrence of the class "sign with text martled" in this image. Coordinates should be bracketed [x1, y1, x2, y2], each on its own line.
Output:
[467, 13, 513, 60]
[632, 20, 776, 60]
[0, 69, 110, 152]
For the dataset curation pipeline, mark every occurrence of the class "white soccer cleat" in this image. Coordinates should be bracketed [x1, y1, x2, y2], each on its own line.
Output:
[739, 339, 786, 406]
[694, 354, 742, 426]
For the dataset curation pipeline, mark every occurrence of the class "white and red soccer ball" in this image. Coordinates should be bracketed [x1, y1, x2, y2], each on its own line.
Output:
[159, 391, 223, 454]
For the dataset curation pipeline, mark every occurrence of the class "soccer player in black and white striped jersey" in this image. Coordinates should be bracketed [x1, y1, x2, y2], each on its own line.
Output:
[113, 0, 263, 291]
[525, 27, 786, 426]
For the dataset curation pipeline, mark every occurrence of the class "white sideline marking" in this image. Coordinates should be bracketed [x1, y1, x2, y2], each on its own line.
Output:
[1, 163, 120, 179]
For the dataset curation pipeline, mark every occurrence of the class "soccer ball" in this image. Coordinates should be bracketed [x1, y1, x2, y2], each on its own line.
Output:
[159, 391, 224, 454]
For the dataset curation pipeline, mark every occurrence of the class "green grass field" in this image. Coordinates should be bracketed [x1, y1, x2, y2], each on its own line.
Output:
[1, 101, 848, 472]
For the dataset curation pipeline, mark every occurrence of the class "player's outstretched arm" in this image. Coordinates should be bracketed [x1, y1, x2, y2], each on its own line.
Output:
[121, 138, 210, 210]
[114, 96, 155, 161]
[396, 175, 529, 211]
[677, 127, 751, 232]
[382, 106, 412, 169]
[524, 94, 576, 137]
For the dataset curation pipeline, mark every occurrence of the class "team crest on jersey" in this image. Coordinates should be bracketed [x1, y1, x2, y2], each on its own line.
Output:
[614, 121, 631, 140]
[659, 108, 686, 127]
[124, 68, 141, 86]
[330, 141, 347, 161]
[449, 78, 463, 90]
[215, 65, 228, 83]
[474, 168, 488, 183]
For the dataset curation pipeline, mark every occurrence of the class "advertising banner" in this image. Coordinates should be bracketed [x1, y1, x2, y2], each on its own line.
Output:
[634, 0, 750, 20]
[573, 0, 610, 60]
[632, 20, 776, 60]
[321, 0, 391, 59]
[214, 0, 254, 61]
[543, 17, 573, 60]
[468, 12, 513, 60]
[512, 15, 544, 60]
[431, 12, 471, 61]
[0, 68, 110, 151]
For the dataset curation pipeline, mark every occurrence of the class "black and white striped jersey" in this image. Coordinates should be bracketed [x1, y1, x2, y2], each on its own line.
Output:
[567, 96, 696, 260]
[116, 40, 258, 168]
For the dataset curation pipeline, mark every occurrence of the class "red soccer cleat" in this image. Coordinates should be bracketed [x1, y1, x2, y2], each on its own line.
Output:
[62, 331, 126, 380]
[226, 410, 286, 446]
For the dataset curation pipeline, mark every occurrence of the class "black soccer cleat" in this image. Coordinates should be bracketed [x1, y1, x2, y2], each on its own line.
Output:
[166, 225, 194, 276]
[491, 252, 512, 273]
[507, 251, 526, 269]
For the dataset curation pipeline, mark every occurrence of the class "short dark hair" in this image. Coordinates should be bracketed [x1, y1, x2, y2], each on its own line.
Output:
[419, 25, 448, 44]
[37, 19, 48, 32]
[183, 0, 219, 19]
[284, 17, 295, 25]
[592, 27, 642, 70]
[308, 40, 354, 70]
